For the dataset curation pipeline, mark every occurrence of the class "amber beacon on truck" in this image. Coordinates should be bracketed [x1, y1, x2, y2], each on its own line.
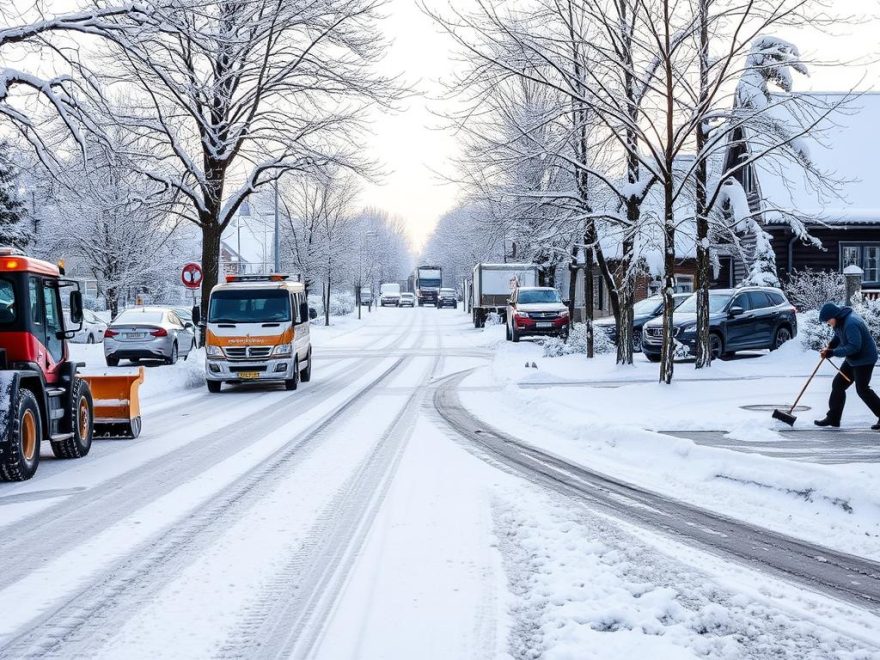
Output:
[204, 274, 313, 393]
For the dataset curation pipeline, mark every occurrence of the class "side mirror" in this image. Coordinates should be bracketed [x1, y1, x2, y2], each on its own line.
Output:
[184, 322, 194, 330]
[308, 307, 318, 320]
[69, 290, 84, 325]
[563, 298, 571, 306]
[728, 305, 744, 317]
[299, 301, 309, 323]
[191, 305, 201, 325]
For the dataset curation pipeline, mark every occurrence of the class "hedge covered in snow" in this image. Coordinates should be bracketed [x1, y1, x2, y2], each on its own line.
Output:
[799, 298, 880, 351]
[543, 322, 615, 357]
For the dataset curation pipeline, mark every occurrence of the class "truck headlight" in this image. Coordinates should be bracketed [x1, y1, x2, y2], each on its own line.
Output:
[273, 343, 293, 356]
[206, 345, 223, 357]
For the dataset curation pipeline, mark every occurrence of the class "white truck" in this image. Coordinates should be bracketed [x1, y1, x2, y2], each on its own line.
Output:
[379, 282, 401, 307]
[471, 263, 539, 328]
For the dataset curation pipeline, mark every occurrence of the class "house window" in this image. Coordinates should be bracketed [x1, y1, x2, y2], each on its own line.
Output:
[674, 275, 694, 293]
[840, 243, 880, 285]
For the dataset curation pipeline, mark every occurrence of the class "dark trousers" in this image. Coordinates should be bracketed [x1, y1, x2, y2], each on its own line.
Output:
[828, 362, 880, 423]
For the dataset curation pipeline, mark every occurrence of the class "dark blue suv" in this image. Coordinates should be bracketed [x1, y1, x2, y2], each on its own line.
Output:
[641, 287, 797, 362]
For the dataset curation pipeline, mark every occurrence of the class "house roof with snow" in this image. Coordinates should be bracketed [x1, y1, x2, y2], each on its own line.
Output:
[756, 92, 880, 226]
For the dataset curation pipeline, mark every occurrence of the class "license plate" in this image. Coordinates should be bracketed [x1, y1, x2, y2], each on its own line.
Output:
[125, 332, 147, 339]
[238, 371, 261, 380]
[537, 322, 553, 329]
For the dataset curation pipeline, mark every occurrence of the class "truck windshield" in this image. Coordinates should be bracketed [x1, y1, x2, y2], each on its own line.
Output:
[209, 290, 291, 323]
[518, 289, 561, 304]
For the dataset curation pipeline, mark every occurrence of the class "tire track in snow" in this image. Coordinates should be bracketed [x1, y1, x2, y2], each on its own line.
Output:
[216, 350, 440, 660]
[0, 356, 413, 659]
[434, 372, 880, 612]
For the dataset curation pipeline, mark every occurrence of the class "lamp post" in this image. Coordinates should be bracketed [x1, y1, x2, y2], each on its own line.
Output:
[273, 179, 281, 273]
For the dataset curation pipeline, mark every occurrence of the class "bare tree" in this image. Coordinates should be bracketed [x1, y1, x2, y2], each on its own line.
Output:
[94, 0, 400, 319]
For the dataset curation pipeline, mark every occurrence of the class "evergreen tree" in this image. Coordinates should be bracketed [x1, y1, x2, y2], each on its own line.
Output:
[0, 145, 28, 249]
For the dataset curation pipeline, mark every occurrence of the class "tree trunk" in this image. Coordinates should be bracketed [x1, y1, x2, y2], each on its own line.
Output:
[694, 0, 712, 369]
[324, 278, 331, 326]
[567, 246, 578, 324]
[660, 0, 676, 385]
[199, 222, 222, 324]
[583, 224, 596, 358]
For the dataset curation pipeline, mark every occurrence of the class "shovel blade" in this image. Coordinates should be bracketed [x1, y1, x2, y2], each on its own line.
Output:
[772, 409, 796, 426]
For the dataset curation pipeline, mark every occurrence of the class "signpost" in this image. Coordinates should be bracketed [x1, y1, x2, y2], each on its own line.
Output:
[181, 262, 203, 290]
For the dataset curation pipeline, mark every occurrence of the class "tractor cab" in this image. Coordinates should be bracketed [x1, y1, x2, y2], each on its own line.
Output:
[0, 249, 142, 481]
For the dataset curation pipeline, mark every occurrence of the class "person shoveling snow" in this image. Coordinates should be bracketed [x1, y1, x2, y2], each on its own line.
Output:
[814, 303, 880, 429]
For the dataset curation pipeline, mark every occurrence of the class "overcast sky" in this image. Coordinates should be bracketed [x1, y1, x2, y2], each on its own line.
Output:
[361, 1, 880, 253]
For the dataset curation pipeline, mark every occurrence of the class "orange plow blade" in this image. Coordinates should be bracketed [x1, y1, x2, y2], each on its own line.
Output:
[81, 366, 145, 439]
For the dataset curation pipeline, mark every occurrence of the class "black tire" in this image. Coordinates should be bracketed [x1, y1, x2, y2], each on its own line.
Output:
[207, 380, 222, 393]
[51, 378, 94, 459]
[87, 334, 95, 344]
[166, 342, 179, 365]
[646, 353, 661, 363]
[300, 348, 312, 383]
[512, 327, 520, 343]
[709, 333, 724, 361]
[285, 358, 299, 391]
[0, 388, 41, 481]
[106, 356, 119, 367]
[772, 326, 792, 351]
[505, 324, 511, 341]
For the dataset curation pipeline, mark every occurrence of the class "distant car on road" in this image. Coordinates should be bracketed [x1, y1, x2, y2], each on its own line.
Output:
[641, 286, 797, 362]
[594, 293, 690, 352]
[399, 292, 415, 307]
[437, 288, 458, 309]
[360, 287, 374, 305]
[63, 307, 108, 344]
[379, 283, 401, 307]
[506, 287, 570, 342]
[104, 306, 197, 366]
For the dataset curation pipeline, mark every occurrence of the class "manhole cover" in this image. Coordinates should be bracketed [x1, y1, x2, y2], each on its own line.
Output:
[740, 404, 811, 412]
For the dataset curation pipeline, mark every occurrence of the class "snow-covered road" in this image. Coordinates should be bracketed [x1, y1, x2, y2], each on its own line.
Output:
[0, 308, 878, 658]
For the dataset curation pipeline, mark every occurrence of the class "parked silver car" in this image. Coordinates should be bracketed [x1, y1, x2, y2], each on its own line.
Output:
[104, 306, 197, 366]
[63, 307, 108, 344]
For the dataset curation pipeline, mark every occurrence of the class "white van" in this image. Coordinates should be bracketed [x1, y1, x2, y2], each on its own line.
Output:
[204, 275, 312, 392]
[379, 283, 401, 307]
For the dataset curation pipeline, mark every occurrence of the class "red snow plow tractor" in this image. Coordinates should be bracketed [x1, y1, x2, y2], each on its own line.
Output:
[0, 249, 140, 481]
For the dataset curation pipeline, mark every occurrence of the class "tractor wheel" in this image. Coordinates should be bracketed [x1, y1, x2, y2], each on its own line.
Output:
[0, 388, 41, 481]
[51, 378, 94, 459]
[300, 348, 313, 383]
[285, 358, 300, 391]
[207, 380, 222, 393]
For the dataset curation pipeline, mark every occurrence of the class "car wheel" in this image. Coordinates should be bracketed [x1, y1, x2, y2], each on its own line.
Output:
[166, 342, 178, 365]
[709, 333, 726, 361]
[106, 356, 119, 367]
[772, 326, 792, 350]
[207, 380, 222, 393]
[511, 327, 520, 343]
[646, 353, 661, 363]
[87, 334, 95, 344]
[632, 331, 642, 352]
[505, 323, 511, 341]
[300, 348, 312, 383]
[285, 358, 300, 391]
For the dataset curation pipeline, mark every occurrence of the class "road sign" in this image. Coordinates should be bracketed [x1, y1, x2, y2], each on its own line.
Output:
[181, 262, 203, 290]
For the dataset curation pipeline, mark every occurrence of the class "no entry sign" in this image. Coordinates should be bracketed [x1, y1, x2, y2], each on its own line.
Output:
[181, 262, 203, 289]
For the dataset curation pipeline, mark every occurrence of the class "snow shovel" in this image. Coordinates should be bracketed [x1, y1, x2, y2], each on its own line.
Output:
[772, 357, 826, 426]
[81, 366, 145, 439]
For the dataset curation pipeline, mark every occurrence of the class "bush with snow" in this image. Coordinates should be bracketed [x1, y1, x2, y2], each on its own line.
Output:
[307, 291, 356, 320]
[784, 269, 845, 312]
[543, 323, 614, 357]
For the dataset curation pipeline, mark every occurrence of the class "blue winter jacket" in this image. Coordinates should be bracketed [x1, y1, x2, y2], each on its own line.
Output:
[824, 305, 878, 367]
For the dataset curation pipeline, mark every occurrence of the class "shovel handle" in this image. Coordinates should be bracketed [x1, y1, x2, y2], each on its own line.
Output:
[788, 357, 826, 414]
[825, 357, 852, 383]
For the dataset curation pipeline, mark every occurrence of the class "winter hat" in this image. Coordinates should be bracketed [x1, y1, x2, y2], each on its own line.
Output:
[819, 302, 841, 323]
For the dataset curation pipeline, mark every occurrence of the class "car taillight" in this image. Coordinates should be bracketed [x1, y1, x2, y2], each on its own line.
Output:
[104, 329, 118, 338]
[150, 328, 168, 337]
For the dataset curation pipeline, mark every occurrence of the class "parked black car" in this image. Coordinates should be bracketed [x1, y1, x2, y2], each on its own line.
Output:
[641, 287, 797, 362]
[594, 293, 691, 352]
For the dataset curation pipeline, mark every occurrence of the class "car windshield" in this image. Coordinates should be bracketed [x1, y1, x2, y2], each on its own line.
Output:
[115, 310, 164, 325]
[401, 293, 414, 298]
[632, 296, 662, 316]
[209, 289, 291, 323]
[518, 289, 562, 304]
[0, 279, 16, 324]
[676, 293, 733, 314]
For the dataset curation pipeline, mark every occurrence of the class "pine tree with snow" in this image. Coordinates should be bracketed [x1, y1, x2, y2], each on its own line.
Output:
[0, 144, 28, 249]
